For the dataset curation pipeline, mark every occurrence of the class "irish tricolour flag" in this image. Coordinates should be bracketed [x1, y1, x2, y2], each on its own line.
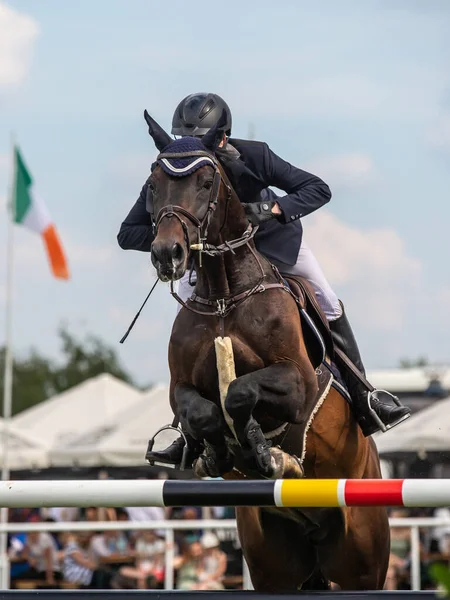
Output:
[13, 147, 69, 280]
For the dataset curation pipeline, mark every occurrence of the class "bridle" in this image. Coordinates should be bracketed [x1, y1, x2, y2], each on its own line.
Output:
[150, 148, 290, 323]
[120, 147, 292, 344]
[151, 150, 224, 264]
[151, 149, 258, 266]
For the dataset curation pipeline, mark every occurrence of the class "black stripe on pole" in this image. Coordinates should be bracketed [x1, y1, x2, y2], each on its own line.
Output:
[163, 479, 276, 507]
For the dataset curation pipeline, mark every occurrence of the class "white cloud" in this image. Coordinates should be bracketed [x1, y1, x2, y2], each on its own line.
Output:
[436, 286, 450, 321]
[426, 115, 450, 151]
[305, 154, 376, 190]
[0, 1, 39, 91]
[303, 211, 422, 331]
[63, 236, 114, 268]
[0, 153, 8, 173]
[107, 153, 156, 187]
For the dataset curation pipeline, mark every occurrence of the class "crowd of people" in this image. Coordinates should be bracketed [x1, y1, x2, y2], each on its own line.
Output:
[7, 501, 242, 591]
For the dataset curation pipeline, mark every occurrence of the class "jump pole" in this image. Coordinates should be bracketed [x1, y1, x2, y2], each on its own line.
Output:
[0, 479, 450, 508]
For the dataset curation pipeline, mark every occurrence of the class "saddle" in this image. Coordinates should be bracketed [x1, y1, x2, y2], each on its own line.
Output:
[282, 275, 334, 370]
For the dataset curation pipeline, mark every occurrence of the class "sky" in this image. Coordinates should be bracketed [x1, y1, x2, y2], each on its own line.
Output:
[0, 0, 449, 387]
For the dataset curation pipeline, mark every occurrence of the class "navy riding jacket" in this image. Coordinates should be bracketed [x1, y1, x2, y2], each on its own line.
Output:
[117, 138, 331, 265]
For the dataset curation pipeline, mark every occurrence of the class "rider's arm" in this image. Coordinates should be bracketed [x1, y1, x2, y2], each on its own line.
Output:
[117, 180, 154, 252]
[261, 144, 331, 224]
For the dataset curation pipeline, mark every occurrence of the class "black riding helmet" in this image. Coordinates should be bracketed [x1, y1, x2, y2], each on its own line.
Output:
[171, 93, 232, 138]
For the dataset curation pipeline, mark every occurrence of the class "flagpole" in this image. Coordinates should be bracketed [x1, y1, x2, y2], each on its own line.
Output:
[0, 134, 16, 589]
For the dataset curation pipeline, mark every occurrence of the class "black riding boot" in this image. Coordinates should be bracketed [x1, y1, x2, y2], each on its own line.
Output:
[145, 433, 202, 470]
[329, 304, 411, 437]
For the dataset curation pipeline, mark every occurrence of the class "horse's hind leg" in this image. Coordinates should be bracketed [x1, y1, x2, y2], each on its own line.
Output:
[237, 507, 316, 592]
[323, 506, 389, 590]
[175, 383, 232, 475]
[224, 361, 307, 477]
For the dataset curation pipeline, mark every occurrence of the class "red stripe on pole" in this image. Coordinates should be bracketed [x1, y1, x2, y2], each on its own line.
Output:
[344, 479, 404, 506]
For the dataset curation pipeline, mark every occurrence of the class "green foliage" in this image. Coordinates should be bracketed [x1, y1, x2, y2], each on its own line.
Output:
[429, 562, 450, 597]
[0, 325, 135, 415]
[399, 356, 429, 369]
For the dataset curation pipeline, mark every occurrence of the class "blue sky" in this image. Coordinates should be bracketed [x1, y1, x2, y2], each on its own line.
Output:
[0, 0, 449, 386]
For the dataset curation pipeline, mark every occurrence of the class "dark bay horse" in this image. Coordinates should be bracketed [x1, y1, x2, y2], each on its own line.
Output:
[143, 111, 390, 591]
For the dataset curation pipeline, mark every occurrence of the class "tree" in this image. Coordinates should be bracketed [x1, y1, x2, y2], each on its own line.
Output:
[0, 347, 55, 415]
[398, 356, 429, 369]
[0, 326, 135, 415]
[52, 325, 134, 392]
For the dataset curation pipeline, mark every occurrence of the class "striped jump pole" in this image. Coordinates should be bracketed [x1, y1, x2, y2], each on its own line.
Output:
[0, 479, 450, 508]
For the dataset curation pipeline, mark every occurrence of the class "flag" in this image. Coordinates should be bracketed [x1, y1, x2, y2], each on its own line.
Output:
[12, 147, 69, 280]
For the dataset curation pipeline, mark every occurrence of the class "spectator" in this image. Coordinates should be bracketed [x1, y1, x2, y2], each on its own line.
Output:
[124, 501, 166, 540]
[175, 507, 203, 551]
[115, 530, 166, 589]
[198, 532, 227, 590]
[81, 507, 117, 522]
[432, 507, 450, 553]
[44, 507, 80, 523]
[89, 530, 130, 564]
[62, 532, 113, 589]
[385, 509, 411, 590]
[174, 541, 205, 590]
[8, 532, 30, 586]
[22, 517, 61, 586]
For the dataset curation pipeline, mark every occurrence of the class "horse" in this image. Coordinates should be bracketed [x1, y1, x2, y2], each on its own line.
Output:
[143, 110, 390, 591]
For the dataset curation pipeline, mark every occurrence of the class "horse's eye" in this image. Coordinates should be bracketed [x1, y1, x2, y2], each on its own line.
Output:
[203, 180, 213, 190]
[148, 181, 156, 193]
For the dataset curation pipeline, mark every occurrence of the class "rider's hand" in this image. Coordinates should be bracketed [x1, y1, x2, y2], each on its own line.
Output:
[242, 201, 281, 226]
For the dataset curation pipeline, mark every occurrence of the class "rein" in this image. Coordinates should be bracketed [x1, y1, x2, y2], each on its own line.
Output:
[120, 147, 289, 342]
[151, 149, 288, 318]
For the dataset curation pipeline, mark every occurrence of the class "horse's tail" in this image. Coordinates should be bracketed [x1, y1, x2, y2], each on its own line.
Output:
[302, 565, 330, 591]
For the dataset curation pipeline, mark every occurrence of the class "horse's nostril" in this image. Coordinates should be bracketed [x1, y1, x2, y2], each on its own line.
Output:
[151, 245, 161, 264]
[171, 242, 184, 263]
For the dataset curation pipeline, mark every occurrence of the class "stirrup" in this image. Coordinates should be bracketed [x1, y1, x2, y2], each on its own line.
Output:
[146, 425, 189, 471]
[364, 389, 409, 433]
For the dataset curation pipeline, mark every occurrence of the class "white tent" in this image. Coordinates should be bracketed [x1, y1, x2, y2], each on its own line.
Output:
[49, 384, 174, 467]
[12, 374, 144, 450]
[374, 395, 450, 456]
[367, 366, 450, 394]
[0, 418, 49, 470]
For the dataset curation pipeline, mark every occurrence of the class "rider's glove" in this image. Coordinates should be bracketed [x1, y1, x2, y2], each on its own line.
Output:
[242, 201, 277, 226]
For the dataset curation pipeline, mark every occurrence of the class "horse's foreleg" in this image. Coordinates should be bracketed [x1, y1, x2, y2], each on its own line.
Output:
[175, 383, 232, 476]
[225, 361, 305, 477]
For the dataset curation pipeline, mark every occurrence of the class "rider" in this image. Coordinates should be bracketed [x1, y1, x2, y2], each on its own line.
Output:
[118, 92, 411, 467]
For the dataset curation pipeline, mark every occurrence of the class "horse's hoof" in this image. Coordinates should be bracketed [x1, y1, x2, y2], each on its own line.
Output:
[194, 454, 220, 478]
[269, 447, 304, 479]
[194, 446, 234, 478]
[244, 418, 273, 477]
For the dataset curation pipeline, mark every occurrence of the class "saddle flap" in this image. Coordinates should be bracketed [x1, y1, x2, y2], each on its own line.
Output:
[283, 275, 335, 369]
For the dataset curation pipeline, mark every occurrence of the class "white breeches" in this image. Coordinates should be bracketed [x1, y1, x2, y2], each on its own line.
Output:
[173, 240, 342, 321]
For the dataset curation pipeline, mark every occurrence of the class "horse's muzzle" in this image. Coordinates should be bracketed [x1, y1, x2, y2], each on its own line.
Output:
[151, 241, 186, 282]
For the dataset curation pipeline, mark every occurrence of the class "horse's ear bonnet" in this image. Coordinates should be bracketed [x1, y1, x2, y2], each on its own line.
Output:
[155, 138, 217, 177]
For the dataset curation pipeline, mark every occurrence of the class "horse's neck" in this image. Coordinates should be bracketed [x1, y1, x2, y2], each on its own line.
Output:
[194, 199, 275, 299]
